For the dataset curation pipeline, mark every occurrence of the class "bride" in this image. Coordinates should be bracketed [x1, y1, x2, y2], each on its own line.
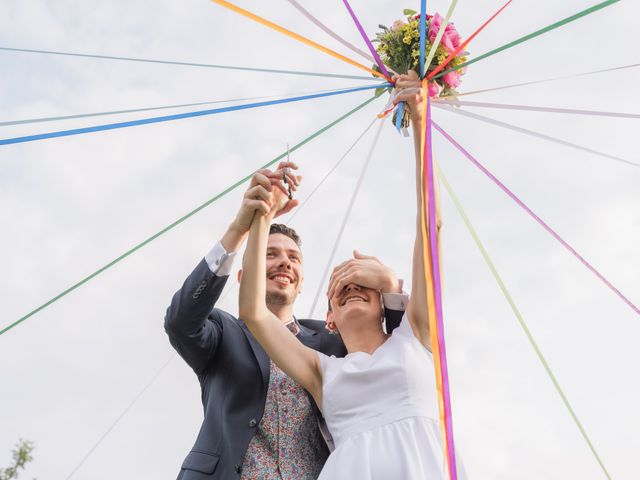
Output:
[239, 71, 452, 479]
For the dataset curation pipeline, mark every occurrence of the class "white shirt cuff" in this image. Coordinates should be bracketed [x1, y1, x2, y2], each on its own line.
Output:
[204, 241, 237, 276]
[381, 279, 409, 311]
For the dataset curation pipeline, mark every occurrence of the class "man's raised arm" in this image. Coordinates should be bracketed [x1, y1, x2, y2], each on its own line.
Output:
[164, 164, 299, 374]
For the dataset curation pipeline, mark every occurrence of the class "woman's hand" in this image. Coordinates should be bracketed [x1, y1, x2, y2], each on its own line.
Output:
[392, 70, 426, 124]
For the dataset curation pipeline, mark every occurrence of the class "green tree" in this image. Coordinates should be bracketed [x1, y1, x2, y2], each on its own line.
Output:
[0, 439, 34, 480]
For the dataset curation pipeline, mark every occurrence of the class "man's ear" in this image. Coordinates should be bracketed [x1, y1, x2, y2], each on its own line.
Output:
[237, 269, 242, 284]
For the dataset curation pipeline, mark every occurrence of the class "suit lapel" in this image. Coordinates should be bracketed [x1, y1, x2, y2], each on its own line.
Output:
[237, 320, 270, 390]
[297, 322, 322, 351]
[237, 317, 322, 390]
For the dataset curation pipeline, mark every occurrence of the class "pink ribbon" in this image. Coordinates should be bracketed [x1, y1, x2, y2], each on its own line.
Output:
[285, 0, 374, 63]
[433, 121, 640, 317]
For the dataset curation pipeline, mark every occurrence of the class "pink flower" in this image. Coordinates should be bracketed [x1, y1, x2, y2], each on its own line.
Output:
[428, 13, 461, 53]
[392, 19, 406, 31]
[427, 81, 440, 98]
[442, 71, 460, 88]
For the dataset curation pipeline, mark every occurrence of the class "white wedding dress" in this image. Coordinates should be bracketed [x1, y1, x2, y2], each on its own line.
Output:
[316, 315, 459, 480]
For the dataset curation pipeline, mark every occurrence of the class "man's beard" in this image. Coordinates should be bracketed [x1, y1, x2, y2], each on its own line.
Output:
[266, 289, 295, 306]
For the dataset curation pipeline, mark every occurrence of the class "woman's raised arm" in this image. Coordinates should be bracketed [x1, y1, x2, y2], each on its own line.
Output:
[238, 171, 324, 406]
[394, 71, 443, 350]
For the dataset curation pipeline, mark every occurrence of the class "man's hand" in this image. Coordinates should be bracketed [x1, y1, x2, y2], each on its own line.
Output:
[327, 250, 402, 300]
[221, 162, 300, 253]
[268, 162, 302, 219]
[231, 162, 301, 233]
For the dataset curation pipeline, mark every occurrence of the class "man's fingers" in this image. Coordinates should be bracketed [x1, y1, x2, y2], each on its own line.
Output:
[353, 249, 376, 261]
[269, 178, 290, 196]
[277, 161, 299, 171]
[274, 199, 300, 218]
[250, 172, 273, 191]
[244, 185, 272, 203]
[245, 198, 270, 216]
[284, 172, 301, 189]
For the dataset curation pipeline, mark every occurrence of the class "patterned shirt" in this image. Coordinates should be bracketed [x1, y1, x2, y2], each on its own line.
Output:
[241, 321, 327, 479]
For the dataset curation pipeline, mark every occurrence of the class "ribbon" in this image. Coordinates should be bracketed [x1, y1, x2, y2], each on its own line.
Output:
[284, 0, 374, 63]
[308, 119, 385, 318]
[433, 121, 640, 318]
[426, 0, 514, 80]
[433, 0, 621, 80]
[422, 0, 459, 78]
[435, 98, 640, 119]
[0, 95, 381, 336]
[418, 93, 446, 475]
[421, 87, 458, 479]
[419, 0, 427, 77]
[0, 84, 384, 128]
[210, 0, 388, 80]
[436, 165, 613, 480]
[433, 104, 639, 168]
[287, 118, 379, 225]
[341, 0, 392, 80]
[0, 46, 380, 82]
[441, 63, 640, 99]
[395, 101, 405, 132]
[0, 83, 389, 146]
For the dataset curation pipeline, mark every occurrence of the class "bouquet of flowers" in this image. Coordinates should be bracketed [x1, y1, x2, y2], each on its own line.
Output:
[373, 9, 468, 128]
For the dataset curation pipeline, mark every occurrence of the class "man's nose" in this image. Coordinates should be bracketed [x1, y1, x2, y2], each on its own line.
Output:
[278, 256, 292, 269]
[344, 283, 360, 292]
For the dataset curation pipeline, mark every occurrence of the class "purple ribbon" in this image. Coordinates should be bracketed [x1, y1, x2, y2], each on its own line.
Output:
[341, 0, 392, 79]
[433, 121, 640, 317]
[425, 100, 458, 479]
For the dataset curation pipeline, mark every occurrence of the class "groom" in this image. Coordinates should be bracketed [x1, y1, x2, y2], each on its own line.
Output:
[164, 162, 408, 479]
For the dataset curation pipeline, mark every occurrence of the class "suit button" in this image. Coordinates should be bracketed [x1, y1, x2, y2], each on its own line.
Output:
[248, 418, 257, 427]
[235, 464, 242, 474]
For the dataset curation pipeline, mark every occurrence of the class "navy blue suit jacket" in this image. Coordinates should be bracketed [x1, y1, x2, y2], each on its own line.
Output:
[165, 259, 404, 479]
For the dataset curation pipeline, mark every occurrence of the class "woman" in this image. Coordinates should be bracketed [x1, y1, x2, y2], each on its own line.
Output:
[239, 71, 449, 479]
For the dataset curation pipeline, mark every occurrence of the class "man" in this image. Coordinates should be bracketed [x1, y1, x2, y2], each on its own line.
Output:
[165, 162, 408, 479]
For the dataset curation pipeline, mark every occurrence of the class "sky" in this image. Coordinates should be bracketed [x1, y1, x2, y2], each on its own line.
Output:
[1, 0, 639, 479]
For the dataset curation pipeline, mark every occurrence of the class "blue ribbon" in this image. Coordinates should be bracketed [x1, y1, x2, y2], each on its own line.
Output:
[0, 83, 390, 146]
[419, 0, 427, 78]
[395, 101, 405, 132]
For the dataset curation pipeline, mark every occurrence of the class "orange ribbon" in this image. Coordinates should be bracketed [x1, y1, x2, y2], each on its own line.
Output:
[210, 0, 389, 81]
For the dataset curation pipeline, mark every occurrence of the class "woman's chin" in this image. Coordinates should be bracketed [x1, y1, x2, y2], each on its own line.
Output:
[337, 303, 377, 324]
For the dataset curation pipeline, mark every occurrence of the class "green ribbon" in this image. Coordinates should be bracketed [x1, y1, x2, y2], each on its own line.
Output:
[437, 164, 612, 480]
[434, 0, 621, 79]
[422, 0, 459, 78]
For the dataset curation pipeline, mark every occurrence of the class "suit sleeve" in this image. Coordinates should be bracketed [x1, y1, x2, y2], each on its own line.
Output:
[164, 245, 234, 374]
[382, 291, 409, 333]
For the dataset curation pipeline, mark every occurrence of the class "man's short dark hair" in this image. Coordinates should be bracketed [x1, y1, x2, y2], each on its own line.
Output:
[269, 223, 302, 247]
